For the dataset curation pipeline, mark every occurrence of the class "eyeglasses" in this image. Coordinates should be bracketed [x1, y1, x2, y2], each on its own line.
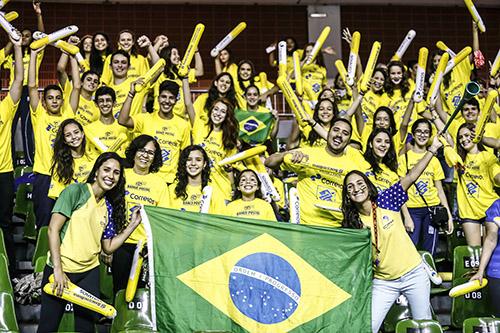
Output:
[137, 148, 155, 157]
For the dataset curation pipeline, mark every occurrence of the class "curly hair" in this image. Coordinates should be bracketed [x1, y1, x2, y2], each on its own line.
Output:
[124, 135, 163, 173]
[232, 169, 262, 201]
[89, 32, 112, 76]
[175, 145, 211, 200]
[363, 128, 397, 175]
[307, 98, 338, 146]
[86, 152, 127, 233]
[205, 72, 237, 111]
[51, 119, 86, 185]
[385, 61, 410, 100]
[341, 170, 378, 229]
[206, 98, 239, 151]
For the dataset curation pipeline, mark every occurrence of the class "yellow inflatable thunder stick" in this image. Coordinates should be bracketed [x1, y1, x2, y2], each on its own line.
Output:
[278, 41, 287, 78]
[247, 154, 281, 202]
[0, 0, 10, 10]
[442, 81, 481, 133]
[210, 22, 246, 57]
[444, 46, 472, 75]
[44, 274, 117, 318]
[391, 30, 416, 61]
[135, 59, 166, 93]
[491, 49, 500, 77]
[464, 0, 486, 33]
[346, 31, 360, 86]
[293, 51, 303, 96]
[360, 41, 382, 94]
[473, 90, 498, 143]
[427, 52, 449, 106]
[436, 41, 457, 58]
[125, 238, 146, 302]
[305, 26, 331, 66]
[334, 60, 352, 96]
[178, 23, 204, 77]
[0, 11, 20, 42]
[199, 186, 213, 214]
[277, 76, 310, 127]
[30, 25, 78, 50]
[449, 279, 488, 297]
[218, 145, 267, 167]
[32, 31, 79, 55]
[413, 47, 428, 103]
[3, 11, 17, 22]
[289, 187, 300, 224]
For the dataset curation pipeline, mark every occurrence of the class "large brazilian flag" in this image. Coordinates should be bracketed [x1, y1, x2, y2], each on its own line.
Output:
[142, 206, 372, 333]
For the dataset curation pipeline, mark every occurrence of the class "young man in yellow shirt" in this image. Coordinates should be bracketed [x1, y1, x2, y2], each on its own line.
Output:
[266, 118, 370, 227]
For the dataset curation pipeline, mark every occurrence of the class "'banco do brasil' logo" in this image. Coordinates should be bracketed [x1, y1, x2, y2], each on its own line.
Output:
[177, 233, 351, 333]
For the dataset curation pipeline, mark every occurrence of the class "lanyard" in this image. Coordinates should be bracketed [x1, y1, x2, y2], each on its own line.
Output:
[371, 201, 380, 267]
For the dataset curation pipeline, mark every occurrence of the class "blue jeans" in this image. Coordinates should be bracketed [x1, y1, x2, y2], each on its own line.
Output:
[408, 207, 438, 255]
[372, 262, 431, 332]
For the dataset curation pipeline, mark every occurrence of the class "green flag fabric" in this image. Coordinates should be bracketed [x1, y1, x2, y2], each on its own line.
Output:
[234, 108, 274, 144]
[143, 206, 372, 333]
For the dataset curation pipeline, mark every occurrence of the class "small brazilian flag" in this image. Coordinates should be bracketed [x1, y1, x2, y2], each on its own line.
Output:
[143, 207, 372, 333]
[234, 108, 274, 144]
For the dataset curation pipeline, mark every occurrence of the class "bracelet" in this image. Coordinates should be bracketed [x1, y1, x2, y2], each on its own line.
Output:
[427, 149, 438, 156]
[311, 121, 318, 127]
[128, 92, 135, 99]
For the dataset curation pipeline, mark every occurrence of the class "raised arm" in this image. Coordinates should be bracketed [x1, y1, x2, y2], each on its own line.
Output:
[28, 48, 44, 110]
[193, 49, 204, 77]
[137, 35, 160, 65]
[68, 55, 81, 113]
[399, 98, 415, 143]
[214, 53, 223, 75]
[9, 34, 24, 103]
[118, 79, 141, 129]
[182, 77, 195, 125]
[34, 1, 45, 33]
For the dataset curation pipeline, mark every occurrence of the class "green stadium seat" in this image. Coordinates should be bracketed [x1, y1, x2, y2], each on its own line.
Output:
[32, 226, 49, 267]
[451, 246, 492, 328]
[462, 317, 500, 333]
[0, 254, 12, 294]
[0, 292, 19, 332]
[100, 263, 114, 305]
[111, 288, 157, 333]
[23, 202, 36, 240]
[57, 304, 76, 333]
[395, 319, 443, 333]
[34, 255, 47, 273]
[14, 183, 33, 217]
[0, 229, 7, 260]
[447, 220, 467, 261]
[383, 295, 412, 332]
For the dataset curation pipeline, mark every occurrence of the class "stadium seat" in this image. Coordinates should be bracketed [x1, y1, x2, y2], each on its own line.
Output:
[111, 288, 157, 333]
[420, 251, 450, 295]
[462, 317, 500, 333]
[100, 263, 114, 305]
[451, 246, 492, 328]
[23, 203, 36, 240]
[0, 292, 19, 332]
[383, 295, 412, 332]
[32, 226, 49, 267]
[57, 305, 76, 333]
[0, 229, 7, 260]
[395, 319, 443, 333]
[446, 220, 467, 261]
[34, 255, 47, 273]
[0, 254, 12, 294]
[14, 183, 33, 217]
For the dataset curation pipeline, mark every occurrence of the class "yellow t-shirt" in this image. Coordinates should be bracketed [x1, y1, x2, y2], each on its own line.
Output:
[283, 146, 370, 226]
[366, 163, 400, 193]
[273, 177, 285, 209]
[124, 168, 170, 244]
[0, 94, 19, 173]
[131, 112, 191, 183]
[361, 91, 384, 129]
[359, 182, 422, 280]
[3, 50, 44, 86]
[398, 151, 444, 208]
[31, 103, 73, 175]
[152, 69, 197, 120]
[301, 64, 327, 101]
[106, 77, 148, 119]
[192, 119, 237, 203]
[84, 119, 131, 157]
[167, 183, 218, 213]
[226, 198, 277, 222]
[100, 53, 150, 86]
[49, 183, 111, 273]
[456, 151, 500, 220]
[440, 60, 473, 118]
[222, 63, 238, 83]
[62, 80, 99, 126]
[48, 152, 96, 199]
[380, 82, 415, 129]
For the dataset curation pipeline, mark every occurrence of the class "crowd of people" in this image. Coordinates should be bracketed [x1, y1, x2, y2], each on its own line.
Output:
[0, 2, 498, 332]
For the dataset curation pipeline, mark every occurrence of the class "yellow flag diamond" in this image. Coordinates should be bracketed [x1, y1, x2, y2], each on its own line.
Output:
[177, 233, 351, 333]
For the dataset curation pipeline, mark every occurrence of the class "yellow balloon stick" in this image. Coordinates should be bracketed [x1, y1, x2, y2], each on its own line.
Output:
[436, 41, 457, 58]
[293, 51, 303, 96]
[473, 90, 498, 143]
[218, 145, 267, 167]
[247, 155, 281, 202]
[413, 47, 428, 103]
[427, 52, 449, 106]
[4, 11, 17, 22]
[178, 23, 204, 77]
[135, 59, 166, 92]
[305, 26, 331, 65]
[360, 41, 382, 94]
[444, 46, 472, 75]
[125, 239, 145, 302]
[391, 30, 416, 61]
[449, 278, 488, 297]
[210, 22, 246, 57]
[0, 12, 20, 41]
[346, 31, 360, 86]
[33, 31, 79, 55]
[277, 76, 309, 122]
[45, 274, 117, 318]
[0, 0, 10, 10]
[464, 0, 486, 33]
[75, 53, 90, 72]
[278, 41, 287, 78]
[259, 72, 269, 92]
[334, 59, 352, 96]
[491, 49, 500, 77]
[30, 25, 78, 50]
